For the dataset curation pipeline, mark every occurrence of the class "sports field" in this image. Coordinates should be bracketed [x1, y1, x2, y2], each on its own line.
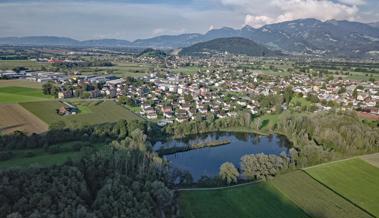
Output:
[306, 158, 379, 217]
[271, 170, 371, 218]
[0, 104, 48, 134]
[180, 183, 309, 218]
[21, 100, 141, 128]
[0, 86, 52, 103]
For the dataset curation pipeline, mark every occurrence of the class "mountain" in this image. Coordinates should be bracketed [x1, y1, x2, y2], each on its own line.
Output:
[369, 22, 379, 28]
[132, 33, 202, 48]
[0, 36, 79, 46]
[134, 19, 379, 57]
[1, 19, 379, 57]
[179, 37, 277, 57]
[81, 39, 130, 47]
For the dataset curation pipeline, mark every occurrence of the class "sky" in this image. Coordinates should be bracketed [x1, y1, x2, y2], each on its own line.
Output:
[0, 0, 378, 40]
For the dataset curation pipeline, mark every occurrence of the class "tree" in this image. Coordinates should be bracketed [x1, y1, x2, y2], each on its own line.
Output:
[219, 162, 239, 184]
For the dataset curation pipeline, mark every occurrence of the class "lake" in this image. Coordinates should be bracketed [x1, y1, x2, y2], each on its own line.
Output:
[154, 132, 291, 181]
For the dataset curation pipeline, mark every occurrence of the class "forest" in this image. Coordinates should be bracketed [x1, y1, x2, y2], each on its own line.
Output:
[0, 124, 179, 218]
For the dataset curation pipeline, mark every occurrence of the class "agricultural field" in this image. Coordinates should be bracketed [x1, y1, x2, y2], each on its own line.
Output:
[361, 153, 379, 168]
[271, 171, 371, 218]
[0, 104, 48, 134]
[306, 158, 379, 217]
[21, 100, 142, 128]
[180, 183, 309, 218]
[0, 60, 48, 70]
[88, 62, 155, 77]
[0, 79, 42, 88]
[0, 86, 52, 103]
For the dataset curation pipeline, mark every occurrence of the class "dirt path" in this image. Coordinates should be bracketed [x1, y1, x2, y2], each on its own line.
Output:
[177, 180, 261, 191]
[0, 104, 48, 134]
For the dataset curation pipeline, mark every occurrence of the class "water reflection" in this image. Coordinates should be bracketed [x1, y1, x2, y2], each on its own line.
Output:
[154, 132, 291, 181]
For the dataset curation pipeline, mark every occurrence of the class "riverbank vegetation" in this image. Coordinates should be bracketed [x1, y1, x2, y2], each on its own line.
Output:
[157, 139, 230, 156]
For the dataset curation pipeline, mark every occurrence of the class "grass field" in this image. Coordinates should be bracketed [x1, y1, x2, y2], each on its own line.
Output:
[0, 60, 48, 70]
[0, 104, 48, 134]
[0, 86, 52, 103]
[0, 142, 104, 169]
[0, 80, 42, 88]
[271, 171, 371, 218]
[21, 100, 141, 128]
[88, 62, 154, 77]
[306, 158, 379, 217]
[361, 153, 379, 168]
[180, 183, 309, 218]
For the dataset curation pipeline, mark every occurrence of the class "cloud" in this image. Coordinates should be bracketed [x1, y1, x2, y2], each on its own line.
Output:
[221, 0, 362, 28]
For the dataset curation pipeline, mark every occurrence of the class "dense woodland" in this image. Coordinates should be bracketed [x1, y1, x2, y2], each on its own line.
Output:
[0, 119, 146, 159]
[0, 126, 179, 218]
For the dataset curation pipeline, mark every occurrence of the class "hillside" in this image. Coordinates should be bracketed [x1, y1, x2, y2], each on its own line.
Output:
[137, 48, 167, 58]
[179, 37, 276, 57]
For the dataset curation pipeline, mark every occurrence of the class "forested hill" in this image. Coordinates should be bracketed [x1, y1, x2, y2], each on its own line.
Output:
[179, 37, 278, 57]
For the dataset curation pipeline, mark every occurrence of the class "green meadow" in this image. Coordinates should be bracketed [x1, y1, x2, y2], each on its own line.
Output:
[0, 86, 52, 103]
[180, 183, 309, 218]
[306, 158, 379, 217]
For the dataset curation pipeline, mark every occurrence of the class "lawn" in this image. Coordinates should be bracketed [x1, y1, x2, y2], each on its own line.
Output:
[0, 86, 52, 103]
[21, 100, 142, 128]
[271, 170, 371, 218]
[306, 158, 379, 217]
[180, 183, 309, 218]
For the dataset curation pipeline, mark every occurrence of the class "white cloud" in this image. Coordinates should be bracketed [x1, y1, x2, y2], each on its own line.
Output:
[221, 0, 362, 28]
[244, 15, 274, 27]
[337, 0, 366, 6]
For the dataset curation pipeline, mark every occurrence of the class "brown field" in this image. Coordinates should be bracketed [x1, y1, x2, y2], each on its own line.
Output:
[0, 104, 48, 134]
[361, 153, 379, 168]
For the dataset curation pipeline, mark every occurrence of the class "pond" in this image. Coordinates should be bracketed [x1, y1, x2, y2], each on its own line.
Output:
[153, 132, 291, 181]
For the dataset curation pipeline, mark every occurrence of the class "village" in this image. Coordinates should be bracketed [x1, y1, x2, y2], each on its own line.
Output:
[1, 57, 378, 125]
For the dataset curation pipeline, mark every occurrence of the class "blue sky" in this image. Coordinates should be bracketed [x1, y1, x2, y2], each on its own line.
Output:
[0, 0, 378, 40]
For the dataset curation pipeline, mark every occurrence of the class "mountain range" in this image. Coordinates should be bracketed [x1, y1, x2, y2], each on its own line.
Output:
[1, 19, 379, 57]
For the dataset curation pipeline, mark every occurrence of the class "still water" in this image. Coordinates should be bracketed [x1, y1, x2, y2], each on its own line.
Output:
[154, 132, 291, 180]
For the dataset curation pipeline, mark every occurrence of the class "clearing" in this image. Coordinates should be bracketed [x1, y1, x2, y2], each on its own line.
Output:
[271, 170, 372, 218]
[306, 158, 379, 217]
[0, 104, 48, 134]
[180, 183, 309, 218]
[0, 142, 104, 169]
